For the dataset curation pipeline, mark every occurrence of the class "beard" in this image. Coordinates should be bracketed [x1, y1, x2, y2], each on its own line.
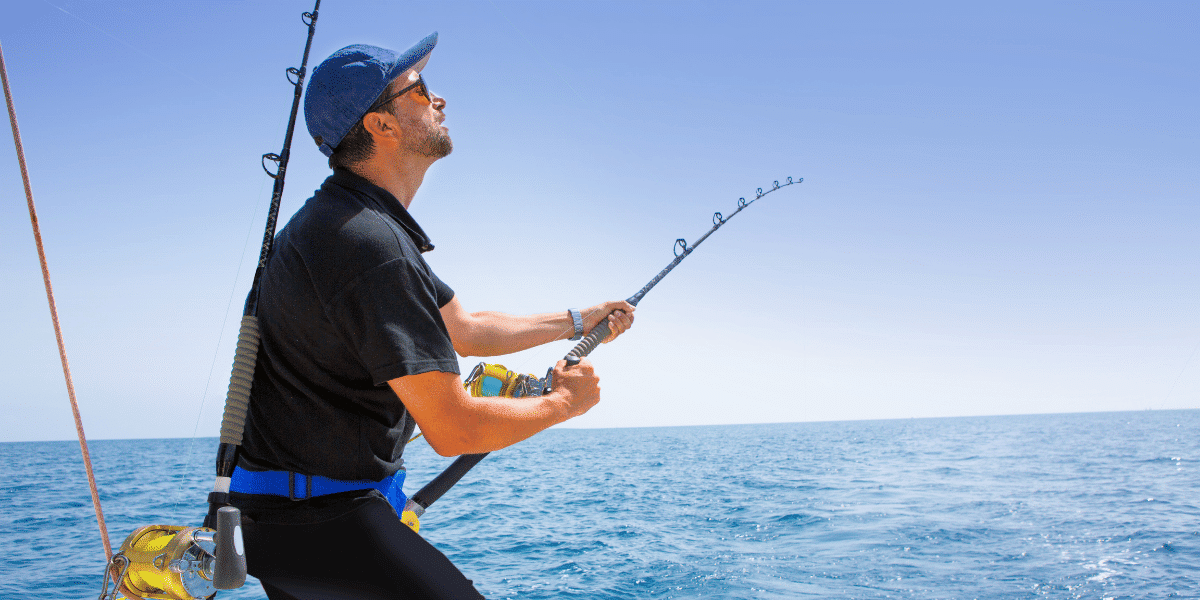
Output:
[401, 116, 453, 158]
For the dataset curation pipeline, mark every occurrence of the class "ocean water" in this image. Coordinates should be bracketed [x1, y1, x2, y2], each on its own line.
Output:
[1, 410, 1197, 599]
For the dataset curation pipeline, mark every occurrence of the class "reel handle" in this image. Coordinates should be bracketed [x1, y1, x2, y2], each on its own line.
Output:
[564, 318, 612, 366]
[212, 506, 247, 589]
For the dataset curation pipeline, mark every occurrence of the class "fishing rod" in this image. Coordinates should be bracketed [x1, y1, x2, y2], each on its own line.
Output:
[97, 4, 321, 600]
[404, 176, 804, 518]
[207, 0, 321, 525]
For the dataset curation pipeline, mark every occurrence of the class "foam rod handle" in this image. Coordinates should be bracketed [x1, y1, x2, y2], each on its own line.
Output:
[565, 319, 611, 366]
[218, 315, 261, 446]
[212, 506, 247, 590]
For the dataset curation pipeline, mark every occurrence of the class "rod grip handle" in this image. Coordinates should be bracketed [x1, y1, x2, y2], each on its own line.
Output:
[565, 319, 612, 366]
[218, 315, 261, 446]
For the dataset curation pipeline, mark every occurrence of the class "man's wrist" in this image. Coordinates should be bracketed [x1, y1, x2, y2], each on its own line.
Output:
[543, 391, 572, 425]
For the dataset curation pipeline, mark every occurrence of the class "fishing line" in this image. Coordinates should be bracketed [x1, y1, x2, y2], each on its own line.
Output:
[175, 174, 272, 514]
[39, 0, 204, 87]
[189, 176, 270, 441]
[1158, 337, 1200, 410]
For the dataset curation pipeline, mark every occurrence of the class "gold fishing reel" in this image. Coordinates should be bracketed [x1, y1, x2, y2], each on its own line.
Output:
[100, 507, 245, 600]
[464, 362, 549, 398]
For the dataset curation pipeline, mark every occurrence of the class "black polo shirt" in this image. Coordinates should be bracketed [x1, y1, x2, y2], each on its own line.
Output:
[239, 168, 458, 482]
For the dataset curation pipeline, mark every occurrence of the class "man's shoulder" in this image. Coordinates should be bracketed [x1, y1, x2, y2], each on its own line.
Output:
[266, 171, 436, 306]
[287, 188, 419, 264]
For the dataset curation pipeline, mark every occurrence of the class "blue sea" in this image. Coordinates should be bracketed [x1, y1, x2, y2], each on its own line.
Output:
[2, 411, 1197, 599]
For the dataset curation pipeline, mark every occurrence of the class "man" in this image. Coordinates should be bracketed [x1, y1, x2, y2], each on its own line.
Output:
[228, 33, 635, 599]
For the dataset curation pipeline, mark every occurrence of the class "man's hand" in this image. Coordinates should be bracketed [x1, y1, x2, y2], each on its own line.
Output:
[580, 301, 636, 343]
[550, 358, 601, 419]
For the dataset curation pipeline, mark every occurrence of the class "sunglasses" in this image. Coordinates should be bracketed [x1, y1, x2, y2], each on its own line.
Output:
[368, 75, 432, 112]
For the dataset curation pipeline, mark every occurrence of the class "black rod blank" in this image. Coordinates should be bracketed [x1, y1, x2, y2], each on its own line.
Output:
[409, 176, 802, 513]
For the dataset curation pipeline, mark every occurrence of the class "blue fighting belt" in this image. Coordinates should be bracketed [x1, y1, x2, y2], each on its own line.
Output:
[230, 466, 407, 514]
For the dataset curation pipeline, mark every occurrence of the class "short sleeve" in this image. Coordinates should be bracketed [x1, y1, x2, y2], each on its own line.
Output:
[325, 257, 460, 385]
[431, 271, 455, 308]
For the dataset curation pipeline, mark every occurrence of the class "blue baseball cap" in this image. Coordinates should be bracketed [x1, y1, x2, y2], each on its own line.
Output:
[304, 32, 438, 157]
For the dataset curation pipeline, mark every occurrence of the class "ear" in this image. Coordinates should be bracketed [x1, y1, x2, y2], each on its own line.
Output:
[362, 111, 398, 143]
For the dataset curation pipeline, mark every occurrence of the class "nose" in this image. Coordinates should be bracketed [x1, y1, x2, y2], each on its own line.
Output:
[431, 92, 446, 110]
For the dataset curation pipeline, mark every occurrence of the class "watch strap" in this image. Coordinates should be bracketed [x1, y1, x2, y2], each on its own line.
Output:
[568, 308, 584, 341]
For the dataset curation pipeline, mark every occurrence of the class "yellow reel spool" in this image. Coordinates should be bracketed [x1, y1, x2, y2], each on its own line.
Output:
[109, 525, 218, 600]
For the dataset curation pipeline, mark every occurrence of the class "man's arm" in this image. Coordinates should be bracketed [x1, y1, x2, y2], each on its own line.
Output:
[440, 297, 635, 357]
[388, 359, 601, 456]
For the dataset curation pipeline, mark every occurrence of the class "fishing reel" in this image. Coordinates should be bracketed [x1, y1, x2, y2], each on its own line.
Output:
[464, 362, 551, 398]
[100, 507, 246, 600]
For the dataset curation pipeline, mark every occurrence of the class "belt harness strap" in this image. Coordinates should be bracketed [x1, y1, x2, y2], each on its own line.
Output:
[231, 466, 407, 512]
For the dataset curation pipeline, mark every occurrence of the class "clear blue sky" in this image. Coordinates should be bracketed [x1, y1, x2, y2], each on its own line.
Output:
[2, 1, 1196, 442]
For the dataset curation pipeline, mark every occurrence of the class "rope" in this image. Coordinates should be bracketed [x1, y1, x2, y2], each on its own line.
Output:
[0, 39, 113, 562]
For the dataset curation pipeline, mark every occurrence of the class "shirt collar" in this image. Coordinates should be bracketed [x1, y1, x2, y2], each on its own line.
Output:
[326, 168, 436, 253]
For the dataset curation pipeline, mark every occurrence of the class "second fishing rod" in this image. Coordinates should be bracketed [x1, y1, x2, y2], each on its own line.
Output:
[405, 175, 804, 518]
[207, 0, 320, 527]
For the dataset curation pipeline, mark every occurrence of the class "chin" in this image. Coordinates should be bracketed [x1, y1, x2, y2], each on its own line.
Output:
[415, 129, 453, 159]
[435, 134, 453, 158]
[429, 142, 452, 159]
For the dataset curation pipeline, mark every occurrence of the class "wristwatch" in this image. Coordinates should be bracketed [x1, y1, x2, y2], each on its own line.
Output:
[568, 308, 584, 341]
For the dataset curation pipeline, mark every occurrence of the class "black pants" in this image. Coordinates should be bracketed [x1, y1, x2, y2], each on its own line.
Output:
[238, 492, 485, 600]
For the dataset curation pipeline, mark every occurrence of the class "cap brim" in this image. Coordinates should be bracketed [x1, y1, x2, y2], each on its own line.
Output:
[386, 32, 437, 81]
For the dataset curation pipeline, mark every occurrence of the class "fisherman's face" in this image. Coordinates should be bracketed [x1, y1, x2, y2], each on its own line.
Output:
[386, 69, 452, 159]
